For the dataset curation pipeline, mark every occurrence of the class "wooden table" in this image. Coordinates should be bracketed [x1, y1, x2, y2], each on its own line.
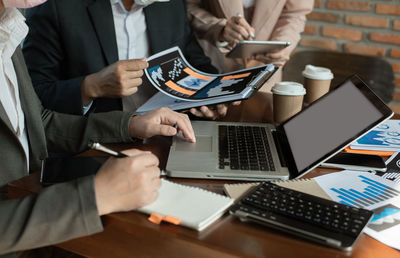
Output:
[8, 134, 400, 258]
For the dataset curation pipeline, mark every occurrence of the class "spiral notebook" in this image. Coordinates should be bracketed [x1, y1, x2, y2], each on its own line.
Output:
[137, 179, 234, 231]
[223, 178, 331, 201]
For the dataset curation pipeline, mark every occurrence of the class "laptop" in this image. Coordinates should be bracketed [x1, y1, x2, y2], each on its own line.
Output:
[166, 75, 393, 181]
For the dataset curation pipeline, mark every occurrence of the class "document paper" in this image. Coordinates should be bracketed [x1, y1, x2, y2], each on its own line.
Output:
[350, 119, 400, 152]
[314, 168, 400, 250]
[136, 46, 276, 114]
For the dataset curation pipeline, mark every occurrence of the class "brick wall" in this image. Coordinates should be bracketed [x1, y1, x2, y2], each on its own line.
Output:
[297, 0, 400, 113]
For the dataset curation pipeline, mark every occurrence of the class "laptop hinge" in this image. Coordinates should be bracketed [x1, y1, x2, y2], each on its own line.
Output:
[272, 130, 288, 167]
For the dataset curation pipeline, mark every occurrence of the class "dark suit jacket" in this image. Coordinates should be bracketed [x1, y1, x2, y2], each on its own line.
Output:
[0, 48, 134, 255]
[23, 0, 217, 115]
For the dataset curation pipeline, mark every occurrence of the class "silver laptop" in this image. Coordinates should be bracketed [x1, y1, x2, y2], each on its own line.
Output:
[166, 75, 393, 181]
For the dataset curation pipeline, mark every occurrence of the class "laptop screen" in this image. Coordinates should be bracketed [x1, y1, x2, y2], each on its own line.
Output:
[282, 76, 393, 177]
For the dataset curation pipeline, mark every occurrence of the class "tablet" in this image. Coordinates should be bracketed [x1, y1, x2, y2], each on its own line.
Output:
[40, 156, 107, 185]
[320, 152, 387, 172]
[226, 40, 290, 58]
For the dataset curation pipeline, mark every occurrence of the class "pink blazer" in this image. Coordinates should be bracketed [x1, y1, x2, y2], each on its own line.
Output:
[187, 0, 314, 122]
[187, 0, 314, 90]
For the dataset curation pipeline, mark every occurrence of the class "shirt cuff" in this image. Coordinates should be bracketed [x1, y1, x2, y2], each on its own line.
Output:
[82, 101, 94, 115]
[216, 41, 229, 48]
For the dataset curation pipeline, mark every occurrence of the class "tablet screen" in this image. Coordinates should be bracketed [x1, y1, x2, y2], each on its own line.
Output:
[281, 76, 393, 177]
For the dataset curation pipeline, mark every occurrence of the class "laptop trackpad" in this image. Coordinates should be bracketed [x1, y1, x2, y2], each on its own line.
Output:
[175, 136, 212, 152]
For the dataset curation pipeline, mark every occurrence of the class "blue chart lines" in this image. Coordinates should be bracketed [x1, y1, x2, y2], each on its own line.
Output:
[330, 175, 400, 208]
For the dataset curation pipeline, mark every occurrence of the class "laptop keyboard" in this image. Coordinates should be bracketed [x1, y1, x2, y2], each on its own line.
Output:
[218, 125, 275, 171]
[230, 182, 373, 249]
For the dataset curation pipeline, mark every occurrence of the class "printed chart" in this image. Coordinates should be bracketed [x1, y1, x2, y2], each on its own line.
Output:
[145, 47, 265, 101]
[330, 175, 400, 208]
[351, 120, 400, 152]
[314, 170, 400, 249]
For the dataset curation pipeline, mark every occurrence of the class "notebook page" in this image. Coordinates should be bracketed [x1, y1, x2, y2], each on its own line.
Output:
[137, 179, 234, 231]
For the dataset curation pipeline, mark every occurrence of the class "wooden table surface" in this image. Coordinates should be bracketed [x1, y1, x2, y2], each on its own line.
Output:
[8, 135, 400, 258]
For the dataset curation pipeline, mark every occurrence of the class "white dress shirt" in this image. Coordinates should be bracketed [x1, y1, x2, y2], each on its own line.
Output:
[83, 0, 152, 114]
[0, 8, 29, 168]
[111, 0, 150, 60]
[110, 0, 155, 112]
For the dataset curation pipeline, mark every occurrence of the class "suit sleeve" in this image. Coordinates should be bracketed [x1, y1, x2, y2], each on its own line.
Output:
[14, 46, 135, 156]
[186, 0, 227, 44]
[181, 0, 218, 74]
[0, 104, 133, 254]
[23, 1, 86, 115]
[42, 109, 135, 154]
[268, 0, 314, 55]
[0, 49, 136, 254]
[0, 176, 103, 255]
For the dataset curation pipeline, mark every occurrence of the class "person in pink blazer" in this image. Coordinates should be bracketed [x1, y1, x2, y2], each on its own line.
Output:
[187, 0, 314, 122]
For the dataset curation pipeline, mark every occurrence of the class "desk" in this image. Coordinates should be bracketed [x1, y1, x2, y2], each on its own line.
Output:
[8, 134, 400, 258]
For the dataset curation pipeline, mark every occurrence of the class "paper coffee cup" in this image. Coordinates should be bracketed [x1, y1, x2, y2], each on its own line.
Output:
[272, 82, 306, 124]
[302, 65, 333, 105]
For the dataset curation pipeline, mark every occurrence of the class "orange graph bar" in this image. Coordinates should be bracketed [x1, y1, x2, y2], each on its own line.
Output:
[221, 72, 251, 81]
[183, 67, 212, 80]
[165, 80, 196, 96]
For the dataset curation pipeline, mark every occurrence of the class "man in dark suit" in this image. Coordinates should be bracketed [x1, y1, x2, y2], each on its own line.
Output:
[0, 2, 196, 256]
[23, 0, 231, 119]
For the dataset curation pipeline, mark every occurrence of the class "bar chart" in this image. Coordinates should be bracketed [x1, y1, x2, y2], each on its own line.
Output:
[330, 175, 400, 208]
[314, 170, 400, 249]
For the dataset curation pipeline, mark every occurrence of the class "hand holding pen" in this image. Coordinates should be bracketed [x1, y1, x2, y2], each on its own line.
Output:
[89, 142, 129, 158]
[220, 13, 255, 46]
[89, 143, 162, 215]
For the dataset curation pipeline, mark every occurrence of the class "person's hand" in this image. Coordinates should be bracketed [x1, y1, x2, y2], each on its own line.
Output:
[94, 149, 161, 215]
[189, 102, 241, 120]
[245, 59, 265, 68]
[81, 59, 148, 105]
[254, 48, 290, 67]
[130, 107, 196, 142]
[220, 15, 255, 46]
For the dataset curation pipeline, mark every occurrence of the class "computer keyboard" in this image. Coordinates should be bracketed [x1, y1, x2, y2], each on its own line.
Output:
[230, 182, 373, 250]
[218, 125, 275, 171]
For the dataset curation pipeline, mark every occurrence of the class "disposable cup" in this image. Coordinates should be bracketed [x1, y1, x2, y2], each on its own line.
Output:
[272, 82, 306, 124]
[302, 65, 333, 104]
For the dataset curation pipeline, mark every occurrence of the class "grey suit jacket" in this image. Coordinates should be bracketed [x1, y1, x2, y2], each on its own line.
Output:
[0, 48, 134, 255]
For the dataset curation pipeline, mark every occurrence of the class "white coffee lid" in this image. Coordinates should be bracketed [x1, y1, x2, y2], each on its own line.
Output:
[272, 81, 306, 96]
[302, 65, 334, 80]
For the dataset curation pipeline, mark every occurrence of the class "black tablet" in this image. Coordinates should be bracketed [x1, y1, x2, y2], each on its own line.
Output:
[226, 40, 290, 58]
[40, 156, 108, 185]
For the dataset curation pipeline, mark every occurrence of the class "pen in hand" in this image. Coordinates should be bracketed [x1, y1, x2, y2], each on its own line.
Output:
[236, 13, 255, 40]
[89, 142, 128, 158]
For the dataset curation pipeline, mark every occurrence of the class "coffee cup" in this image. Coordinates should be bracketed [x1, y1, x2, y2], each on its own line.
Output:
[272, 82, 306, 124]
[302, 65, 334, 105]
